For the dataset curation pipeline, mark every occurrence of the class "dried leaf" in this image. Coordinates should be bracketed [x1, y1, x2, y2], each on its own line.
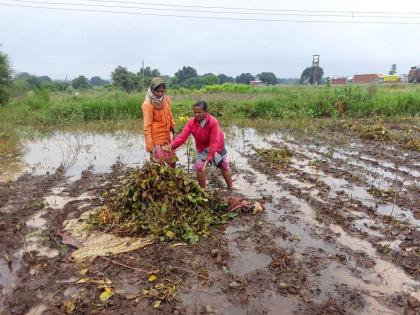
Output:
[152, 300, 161, 309]
[253, 202, 264, 214]
[126, 293, 142, 300]
[79, 268, 89, 275]
[63, 300, 76, 314]
[77, 277, 112, 286]
[99, 287, 114, 302]
[171, 242, 187, 248]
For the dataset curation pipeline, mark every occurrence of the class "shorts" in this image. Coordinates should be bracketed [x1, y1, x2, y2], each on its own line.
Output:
[194, 148, 230, 172]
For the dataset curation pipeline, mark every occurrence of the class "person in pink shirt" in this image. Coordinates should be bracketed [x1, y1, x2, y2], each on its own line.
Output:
[163, 101, 233, 189]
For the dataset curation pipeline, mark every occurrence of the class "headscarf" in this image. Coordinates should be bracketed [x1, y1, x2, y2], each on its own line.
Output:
[145, 77, 166, 107]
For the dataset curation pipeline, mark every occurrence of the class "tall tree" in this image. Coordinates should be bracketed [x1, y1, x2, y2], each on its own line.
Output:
[258, 72, 277, 85]
[217, 74, 234, 84]
[173, 66, 198, 85]
[111, 66, 137, 92]
[138, 66, 160, 78]
[137, 66, 161, 89]
[300, 66, 324, 85]
[90, 76, 107, 86]
[71, 75, 90, 89]
[235, 73, 255, 84]
[0, 49, 12, 105]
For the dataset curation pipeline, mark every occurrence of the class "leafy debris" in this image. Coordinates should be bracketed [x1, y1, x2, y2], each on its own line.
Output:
[88, 163, 229, 243]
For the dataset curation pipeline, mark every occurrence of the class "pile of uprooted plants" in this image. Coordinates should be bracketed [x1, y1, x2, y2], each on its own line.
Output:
[88, 162, 234, 244]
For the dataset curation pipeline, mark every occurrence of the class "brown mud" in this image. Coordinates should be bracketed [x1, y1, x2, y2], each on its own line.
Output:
[0, 122, 419, 315]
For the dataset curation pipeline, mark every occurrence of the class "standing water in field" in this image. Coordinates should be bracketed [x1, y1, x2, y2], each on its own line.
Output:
[0, 124, 419, 314]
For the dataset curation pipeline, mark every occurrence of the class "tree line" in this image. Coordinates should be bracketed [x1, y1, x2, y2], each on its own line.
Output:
[0, 47, 324, 105]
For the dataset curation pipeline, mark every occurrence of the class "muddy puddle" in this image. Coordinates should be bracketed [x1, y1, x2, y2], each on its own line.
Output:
[0, 124, 419, 314]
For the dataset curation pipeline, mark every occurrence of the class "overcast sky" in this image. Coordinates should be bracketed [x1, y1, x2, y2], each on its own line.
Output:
[1, 0, 420, 79]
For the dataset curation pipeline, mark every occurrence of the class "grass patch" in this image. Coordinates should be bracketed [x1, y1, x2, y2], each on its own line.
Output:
[1, 85, 419, 132]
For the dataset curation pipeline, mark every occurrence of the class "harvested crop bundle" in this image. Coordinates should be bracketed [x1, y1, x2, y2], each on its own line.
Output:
[88, 162, 230, 243]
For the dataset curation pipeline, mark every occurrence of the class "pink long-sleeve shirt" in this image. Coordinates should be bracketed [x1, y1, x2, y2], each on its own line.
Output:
[171, 113, 225, 161]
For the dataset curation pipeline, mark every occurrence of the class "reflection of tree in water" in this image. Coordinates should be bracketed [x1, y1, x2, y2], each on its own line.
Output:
[56, 134, 82, 172]
[0, 136, 25, 181]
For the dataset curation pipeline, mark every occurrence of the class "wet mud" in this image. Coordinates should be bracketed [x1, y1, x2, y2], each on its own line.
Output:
[0, 122, 419, 314]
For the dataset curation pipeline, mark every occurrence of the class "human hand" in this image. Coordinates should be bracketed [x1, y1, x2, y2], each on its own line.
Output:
[162, 144, 172, 152]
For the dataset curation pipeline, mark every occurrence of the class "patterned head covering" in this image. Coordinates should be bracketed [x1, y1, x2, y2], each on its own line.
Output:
[146, 77, 166, 107]
[150, 77, 165, 91]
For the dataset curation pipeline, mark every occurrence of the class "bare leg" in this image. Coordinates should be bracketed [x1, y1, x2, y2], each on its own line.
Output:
[196, 171, 206, 189]
[221, 169, 233, 189]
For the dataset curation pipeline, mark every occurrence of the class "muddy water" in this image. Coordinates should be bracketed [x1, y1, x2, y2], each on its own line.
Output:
[0, 126, 419, 314]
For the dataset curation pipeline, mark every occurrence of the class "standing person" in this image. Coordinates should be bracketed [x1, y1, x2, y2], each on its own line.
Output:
[163, 101, 233, 189]
[142, 77, 177, 166]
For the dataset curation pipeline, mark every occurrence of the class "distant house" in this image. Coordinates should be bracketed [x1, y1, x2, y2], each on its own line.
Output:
[353, 74, 384, 84]
[383, 75, 401, 83]
[332, 77, 347, 85]
[250, 80, 264, 86]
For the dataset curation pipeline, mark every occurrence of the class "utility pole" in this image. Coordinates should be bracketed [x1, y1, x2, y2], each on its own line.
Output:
[312, 54, 320, 86]
[141, 60, 145, 89]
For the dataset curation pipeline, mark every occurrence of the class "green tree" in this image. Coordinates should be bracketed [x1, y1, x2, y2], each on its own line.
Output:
[217, 74, 234, 84]
[300, 66, 324, 85]
[90, 76, 107, 86]
[111, 66, 137, 92]
[0, 49, 12, 105]
[138, 66, 160, 78]
[72, 75, 90, 89]
[235, 73, 255, 84]
[173, 66, 198, 85]
[137, 66, 161, 89]
[38, 76, 52, 83]
[258, 72, 277, 85]
[181, 73, 219, 89]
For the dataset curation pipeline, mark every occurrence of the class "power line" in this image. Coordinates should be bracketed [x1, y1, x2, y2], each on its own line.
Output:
[6, 0, 420, 19]
[58, 0, 420, 16]
[2, 1, 420, 24]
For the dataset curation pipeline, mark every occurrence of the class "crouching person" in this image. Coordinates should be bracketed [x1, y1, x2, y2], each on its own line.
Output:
[163, 101, 233, 189]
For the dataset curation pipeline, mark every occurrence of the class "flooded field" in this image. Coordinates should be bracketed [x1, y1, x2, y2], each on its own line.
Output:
[0, 123, 419, 314]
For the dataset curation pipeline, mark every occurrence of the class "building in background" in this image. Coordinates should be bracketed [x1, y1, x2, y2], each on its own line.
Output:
[332, 77, 347, 85]
[383, 75, 401, 83]
[250, 80, 264, 86]
[353, 74, 384, 84]
[408, 66, 420, 83]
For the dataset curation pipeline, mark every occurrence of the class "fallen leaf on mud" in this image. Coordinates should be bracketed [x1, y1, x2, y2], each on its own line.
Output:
[143, 288, 159, 297]
[99, 287, 114, 302]
[62, 300, 76, 314]
[171, 242, 187, 248]
[165, 230, 175, 239]
[210, 248, 220, 257]
[228, 281, 241, 289]
[4, 254, 11, 271]
[148, 274, 158, 282]
[126, 293, 142, 300]
[152, 300, 161, 309]
[77, 277, 112, 286]
[253, 202, 264, 214]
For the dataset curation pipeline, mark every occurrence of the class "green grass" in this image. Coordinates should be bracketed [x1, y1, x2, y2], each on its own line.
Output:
[0, 84, 419, 133]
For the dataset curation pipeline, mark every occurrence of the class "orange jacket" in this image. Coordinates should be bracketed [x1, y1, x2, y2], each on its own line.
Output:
[142, 96, 176, 152]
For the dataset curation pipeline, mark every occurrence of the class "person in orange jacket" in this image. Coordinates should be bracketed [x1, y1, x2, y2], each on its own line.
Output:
[142, 77, 177, 166]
